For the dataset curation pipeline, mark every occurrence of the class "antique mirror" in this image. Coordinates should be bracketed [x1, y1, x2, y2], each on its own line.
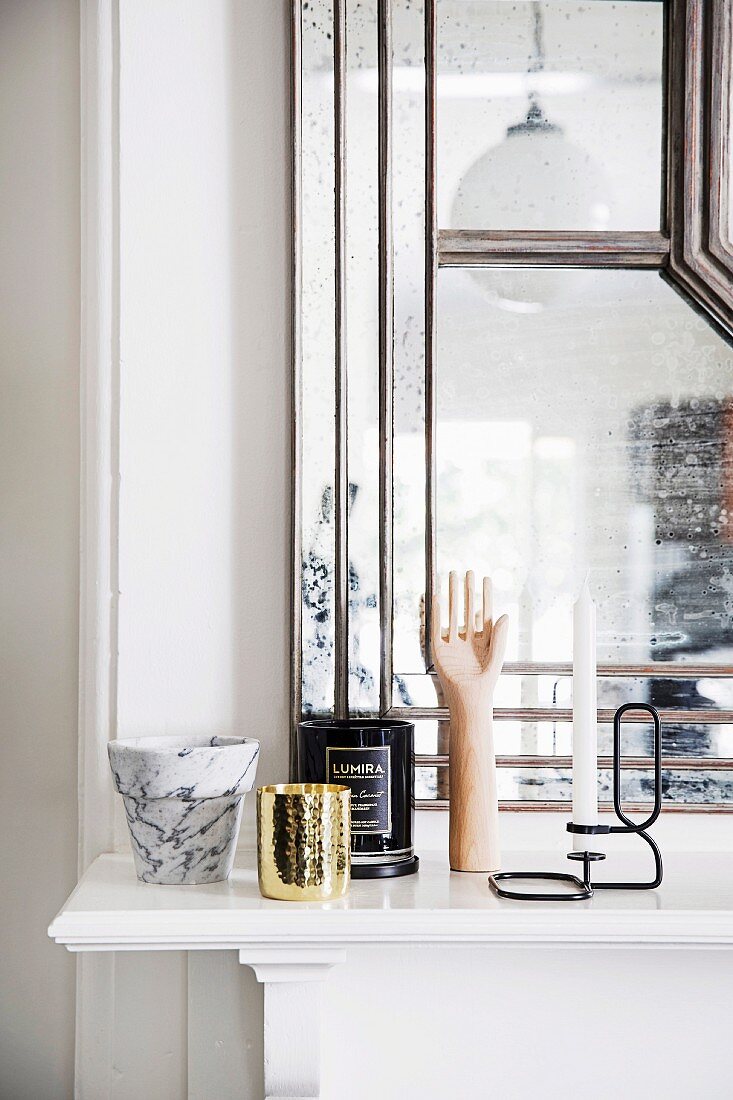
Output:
[293, 0, 733, 811]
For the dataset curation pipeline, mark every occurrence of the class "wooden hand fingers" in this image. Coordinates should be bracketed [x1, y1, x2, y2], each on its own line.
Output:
[435, 572, 497, 640]
[486, 613, 509, 680]
[483, 576, 493, 635]
[448, 570, 459, 641]
[431, 572, 508, 690]
[465, 571, 475, 639]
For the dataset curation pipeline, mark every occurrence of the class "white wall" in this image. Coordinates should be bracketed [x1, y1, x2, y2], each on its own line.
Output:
[5, 3, 733, 1098]
[0, 1, 80, 1097]
[108, 2, 290, 1096]
[116, 0, 290, 792]
[115, 0, 291, 838]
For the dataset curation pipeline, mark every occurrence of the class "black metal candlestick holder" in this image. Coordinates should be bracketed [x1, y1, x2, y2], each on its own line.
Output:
[489, 702, 663, 901]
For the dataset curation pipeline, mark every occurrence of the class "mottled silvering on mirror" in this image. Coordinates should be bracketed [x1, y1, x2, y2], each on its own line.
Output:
[415, 765, 733, 806]
[345, 0, 381, 713]
[437, 1, 664, 230]
[301, 0, 336, 713]
[436, 268, 733, 681]
[393, 0, 429, 680]
[300, 1, 424, 712]
[405, 265, 733, 805]
[416, 266, 733, 803]
[398, 671, 733, 719]
[401, 673, 733, 746]
[414, 716, 733, 762]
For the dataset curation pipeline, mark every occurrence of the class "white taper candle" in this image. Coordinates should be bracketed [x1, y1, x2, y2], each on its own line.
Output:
[572, 575, 599, 851]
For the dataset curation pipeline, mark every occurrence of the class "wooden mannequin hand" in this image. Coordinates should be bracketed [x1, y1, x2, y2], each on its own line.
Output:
[431, 571, 508, 711]
[431, 570, 508, 872]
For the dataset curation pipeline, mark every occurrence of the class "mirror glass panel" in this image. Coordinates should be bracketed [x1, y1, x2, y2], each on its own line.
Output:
[437, 0, 664, 230]
[436, 268, 733, 673]
[301, 0, 336, 714]
[415, 763, 733, 804]
[413, 714, 733, 760]
[297, 0, 733, 807]
[345, 1, 382, 712]
[393, 0, 428, 681]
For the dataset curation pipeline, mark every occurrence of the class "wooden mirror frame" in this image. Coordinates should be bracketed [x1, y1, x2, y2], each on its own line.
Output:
[668, 0, 733, 333]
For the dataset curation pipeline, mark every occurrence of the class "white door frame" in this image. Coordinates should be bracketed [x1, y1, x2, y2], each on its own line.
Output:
[76, 1, 119, 1094]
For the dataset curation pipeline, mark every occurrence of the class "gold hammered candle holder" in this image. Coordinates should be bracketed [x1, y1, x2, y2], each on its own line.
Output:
[256, 783, 351, 901]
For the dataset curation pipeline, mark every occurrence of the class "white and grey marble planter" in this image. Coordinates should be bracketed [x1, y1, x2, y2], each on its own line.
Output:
[108, 736, 260, 885]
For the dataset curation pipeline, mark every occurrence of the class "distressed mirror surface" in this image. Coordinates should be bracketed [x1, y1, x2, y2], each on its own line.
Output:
[435, 268, 733, 670]
[438, 0, 664, 231]
[300, 0, 336, 715]
[295, 0, 733, 809]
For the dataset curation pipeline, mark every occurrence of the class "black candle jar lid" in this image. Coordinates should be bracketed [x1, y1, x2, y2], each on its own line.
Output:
[297, 718, 419, 879]
[351, 855, 419, 878]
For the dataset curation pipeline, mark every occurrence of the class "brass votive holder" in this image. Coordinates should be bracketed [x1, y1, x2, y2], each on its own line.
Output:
[256, 783, 351, 901]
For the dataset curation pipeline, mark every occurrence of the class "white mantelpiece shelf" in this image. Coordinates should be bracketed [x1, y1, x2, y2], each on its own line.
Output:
[49, 849, 733, 950]
[49, 851, 733, 1100]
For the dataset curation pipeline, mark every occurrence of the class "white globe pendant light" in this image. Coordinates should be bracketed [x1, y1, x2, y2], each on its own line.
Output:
[452, 98, 611, 234]
[451, 3, 612, 311]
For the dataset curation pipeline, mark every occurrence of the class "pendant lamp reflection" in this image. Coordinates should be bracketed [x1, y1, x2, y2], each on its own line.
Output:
[451, 3, 612, 311]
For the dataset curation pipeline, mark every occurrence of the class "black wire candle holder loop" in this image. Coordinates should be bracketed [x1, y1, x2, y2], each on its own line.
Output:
[489, 702, 663, 901]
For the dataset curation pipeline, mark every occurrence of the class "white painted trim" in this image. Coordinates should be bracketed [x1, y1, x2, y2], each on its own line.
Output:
[239, 948, 346, 984]
[262, 983, 324, 1100]
[76, 1, 120, 1096]
[50, 851, 733, 950]
[239, 950, 343, 1100]
[78, 0, 118, 878]
[51, 849, 733, 1095]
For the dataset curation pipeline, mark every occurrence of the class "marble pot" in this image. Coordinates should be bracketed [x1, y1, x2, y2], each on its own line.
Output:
[108, 736, 260, 884]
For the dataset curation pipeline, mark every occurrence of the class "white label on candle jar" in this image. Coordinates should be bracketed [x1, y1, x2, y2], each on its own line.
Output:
[326, 746, 391, 834]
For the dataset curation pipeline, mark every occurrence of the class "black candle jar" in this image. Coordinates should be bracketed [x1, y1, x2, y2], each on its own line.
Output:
[297, 718, 418, 878]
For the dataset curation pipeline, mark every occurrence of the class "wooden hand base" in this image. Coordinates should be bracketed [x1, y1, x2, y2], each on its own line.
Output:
[449, 714, 500, 873]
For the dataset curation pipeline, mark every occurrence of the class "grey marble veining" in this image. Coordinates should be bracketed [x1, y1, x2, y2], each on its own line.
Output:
[109, 736, 259, 884]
